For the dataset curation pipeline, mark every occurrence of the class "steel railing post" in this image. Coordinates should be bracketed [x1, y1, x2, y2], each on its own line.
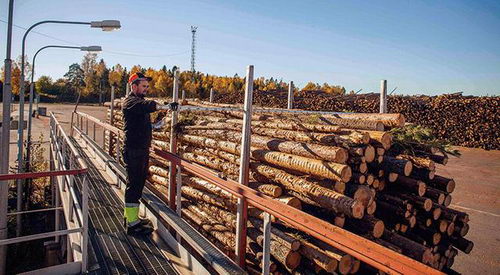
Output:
[168, 69, 180, 210]
[235, 65, 254, 267]
[380, 80, 387, 113]
[209, 88, 214, 103]
[109, 85, 115, 156]
[93, 122, 96, 141]
[85, 117, 89, 135]
[262, 212, 272, 275]
[61, 142, 67, 191]
[81, 174, 89, 273]
[115, 133, 121, 162]
[287, 81, 294, 109]
[68, 156, 74, 222]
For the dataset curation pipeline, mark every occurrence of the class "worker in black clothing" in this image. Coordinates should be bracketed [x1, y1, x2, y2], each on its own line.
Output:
[123, 72, 178, 235]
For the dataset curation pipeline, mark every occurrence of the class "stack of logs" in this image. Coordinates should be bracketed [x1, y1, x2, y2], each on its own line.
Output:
[106, 99, 473, 274]
[213, 90, 500, 150]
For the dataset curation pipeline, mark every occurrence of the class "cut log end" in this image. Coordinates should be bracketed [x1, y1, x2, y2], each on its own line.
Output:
[433, 233, 441, 245]
[358, 162, 368, 174]
[433, 207, 442, 220]
[429, 170, 436, 180]
[342, 166, 353, 182]
[418, 181, 427, 197]
[404, 161, 413, 176]
[408, 216, 416, 228]
[366, 174, 375, 185]
[388, 173, 398, 183]
[367, 201, 377, 215]
[444, 194, 452, 207]
[364, 145, 376, 163]
[447, 179, 456, 193]
[338, 255, 353, 275]
[373, 220, 385, 238]
[351, 201, 365, 219]
[437, 193, 445, 205]
[350, 258, 361, 274]
[423, 198, 433, 212]
[447, 222, 455, 236]
[286, 251, 302, 270]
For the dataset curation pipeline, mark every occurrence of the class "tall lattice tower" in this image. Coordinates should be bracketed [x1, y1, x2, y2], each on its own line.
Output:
[190, 26, 197, 74]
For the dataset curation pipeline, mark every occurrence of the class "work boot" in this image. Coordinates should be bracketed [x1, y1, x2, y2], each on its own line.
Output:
[127, 222, 154, 236]
[123, 217, 153, 228]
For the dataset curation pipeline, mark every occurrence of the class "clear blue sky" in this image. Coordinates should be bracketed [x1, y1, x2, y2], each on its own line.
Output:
[1, 0, 499, 96]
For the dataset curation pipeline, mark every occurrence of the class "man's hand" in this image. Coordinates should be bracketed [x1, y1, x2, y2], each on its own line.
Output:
[168, 102, 179, 111]
[157, 102, 179, 111]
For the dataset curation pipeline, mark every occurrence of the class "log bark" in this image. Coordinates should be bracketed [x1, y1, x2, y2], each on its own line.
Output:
[246, 227, 301, 270]
[394, 175, 427, 197]
[345, 215, 385, 238]
[382, 230, 433, 264]
[185, 129, 349, 163]
[428, 175, 456, 193]
[381, 156, 413, 176]
[251, 163, 364, 218]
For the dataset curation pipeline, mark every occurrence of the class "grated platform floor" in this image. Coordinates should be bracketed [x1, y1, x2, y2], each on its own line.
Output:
[73, 140, 178, 275]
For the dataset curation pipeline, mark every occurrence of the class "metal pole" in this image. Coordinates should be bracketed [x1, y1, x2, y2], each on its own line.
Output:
[380, 80, 387, 113]
[209, 88, 214, 103]
[181, 90, 186, 100]
[0, 1, 15, 272]
[18, 23, 93, 228]
[235, 65, 254, 267]
[287, 81, 294, 109]
[168, 69, 179, 210]
[28, 45, 82, 158]
[81, 175, 89, 272]
[109, 85, 115, 156]
[262, 213, 272, 275]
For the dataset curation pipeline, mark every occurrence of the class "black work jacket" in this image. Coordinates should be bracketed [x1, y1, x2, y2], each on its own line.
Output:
[122, 93, 157, 150]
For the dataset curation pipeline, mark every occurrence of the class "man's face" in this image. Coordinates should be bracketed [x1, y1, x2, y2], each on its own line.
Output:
[132, 80, 149, 95]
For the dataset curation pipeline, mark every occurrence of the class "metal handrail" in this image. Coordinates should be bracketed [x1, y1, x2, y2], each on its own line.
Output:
[153, 148, 443, 275]
[0, 113, 89, 273]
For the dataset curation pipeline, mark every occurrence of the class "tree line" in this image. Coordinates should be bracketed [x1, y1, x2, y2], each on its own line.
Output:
[1, 53, 347, 102]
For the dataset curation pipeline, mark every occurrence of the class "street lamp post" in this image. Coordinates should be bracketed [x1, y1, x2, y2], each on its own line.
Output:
[26, 45, 102, 157]
[1, 2, 14, 273]
[15, 20, 119, 237]
[18, 20, 120, 173]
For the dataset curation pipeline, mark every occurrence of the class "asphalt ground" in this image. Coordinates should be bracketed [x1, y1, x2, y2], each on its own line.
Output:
[2, 103, 499, 274]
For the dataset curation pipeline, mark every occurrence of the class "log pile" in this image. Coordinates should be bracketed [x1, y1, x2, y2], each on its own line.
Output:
[213, 90, 500, 150]
[106, 99, 473, 274]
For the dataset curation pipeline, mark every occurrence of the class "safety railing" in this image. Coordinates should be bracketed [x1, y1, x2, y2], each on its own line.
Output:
[0, 112, 89, 273]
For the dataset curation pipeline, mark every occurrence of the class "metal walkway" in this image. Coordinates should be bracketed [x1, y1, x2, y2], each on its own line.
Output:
[72, 139, 178, 275]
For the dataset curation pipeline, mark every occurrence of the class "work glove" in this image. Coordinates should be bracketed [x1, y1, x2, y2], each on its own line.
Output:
[157, 102, 179, 111]
[167, 102, 179, 111]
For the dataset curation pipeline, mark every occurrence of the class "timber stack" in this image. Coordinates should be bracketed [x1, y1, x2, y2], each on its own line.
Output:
[106, 98, 472, 274]
[214, 90, 500, 150]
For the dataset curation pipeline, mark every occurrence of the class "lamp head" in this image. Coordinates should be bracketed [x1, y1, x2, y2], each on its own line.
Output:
[90, 20, 121, 31]
[80, 46, 102, 52]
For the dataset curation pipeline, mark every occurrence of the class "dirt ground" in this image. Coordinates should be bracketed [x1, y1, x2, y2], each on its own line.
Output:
[3, 103, 500, 274]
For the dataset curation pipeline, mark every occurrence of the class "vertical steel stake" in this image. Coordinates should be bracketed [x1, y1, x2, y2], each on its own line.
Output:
[380, 80, 387, 113]
[262, 213, 272, 275]
[168, 69, 180, 210]
[287, 81, 294, 109]
[235, 65, 254, 267]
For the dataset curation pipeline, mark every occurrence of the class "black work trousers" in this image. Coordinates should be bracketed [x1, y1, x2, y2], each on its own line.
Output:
[123, 148, 150, 204]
